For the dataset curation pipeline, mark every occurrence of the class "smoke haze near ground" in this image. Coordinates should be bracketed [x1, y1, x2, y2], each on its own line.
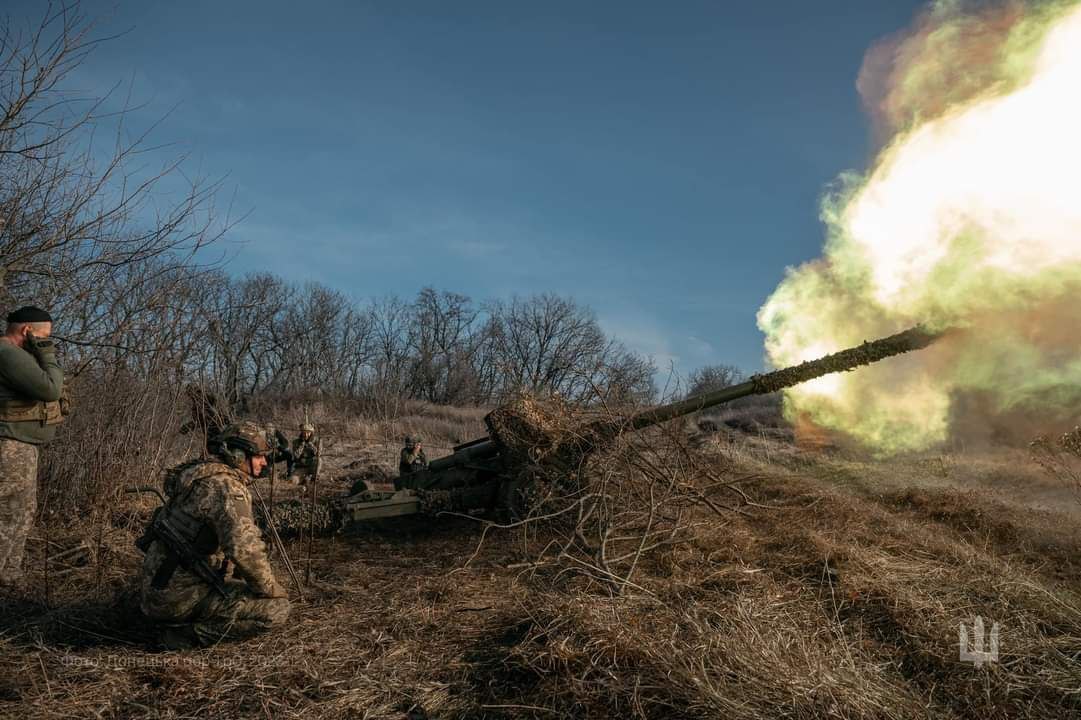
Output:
[758, 0, 1081, 452]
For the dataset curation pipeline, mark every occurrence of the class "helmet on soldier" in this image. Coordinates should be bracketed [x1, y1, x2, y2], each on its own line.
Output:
[212, 421, 270, 473]
[301, 422, 315, 434]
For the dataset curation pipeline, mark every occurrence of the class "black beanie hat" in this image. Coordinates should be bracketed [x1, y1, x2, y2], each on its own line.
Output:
[6, 306, 53, 323]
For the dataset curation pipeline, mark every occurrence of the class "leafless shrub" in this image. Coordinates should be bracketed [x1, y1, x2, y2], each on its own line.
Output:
[451, 396, 755, 597]
[1030, 426, 1081, 497]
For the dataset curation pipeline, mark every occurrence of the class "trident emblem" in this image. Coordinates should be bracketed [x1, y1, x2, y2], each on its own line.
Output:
[959, 616, 999, 667]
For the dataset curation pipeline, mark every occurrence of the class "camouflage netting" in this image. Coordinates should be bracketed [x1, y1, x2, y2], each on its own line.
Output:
[750, 326, 940, 395]
[257, 498, 341, 538]
[484, 394, 603, 479]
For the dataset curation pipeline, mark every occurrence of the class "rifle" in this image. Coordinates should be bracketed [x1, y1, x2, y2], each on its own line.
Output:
[144, 513, 229, 597]
[128, 486, 228, 598]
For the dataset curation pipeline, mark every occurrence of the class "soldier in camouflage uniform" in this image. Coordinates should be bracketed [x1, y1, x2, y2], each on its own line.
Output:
[289, 423, 319, 486]
[262, 424, 294, 478]
[399, 436, 428, 475]
[138, 421, 290, 648]
[0, 306, 64, 587]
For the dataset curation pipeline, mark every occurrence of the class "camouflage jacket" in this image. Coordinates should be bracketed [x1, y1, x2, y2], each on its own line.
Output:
[0, 338, 64, 445]
[267, 428, 291, 459]
[399, 447, 428, 474]
[292, 437, 319, 467]
[140, 459, 281, 621]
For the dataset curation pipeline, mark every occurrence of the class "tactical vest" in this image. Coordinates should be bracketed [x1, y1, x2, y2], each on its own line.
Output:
[0, 398, 64, 425]
[136, 474, 224, 592]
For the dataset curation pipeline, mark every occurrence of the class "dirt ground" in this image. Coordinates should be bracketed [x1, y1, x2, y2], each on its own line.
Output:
[2, 421, 1080, 719]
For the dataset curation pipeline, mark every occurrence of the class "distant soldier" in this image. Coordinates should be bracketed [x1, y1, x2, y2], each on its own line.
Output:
[137, 421, 290, 648]
[263, 424, 294, 478]
[179, 384, 232, 454]
[0, 306, 64, 587]
[289, 422, 319, 485]
[399, 436, 428, 475]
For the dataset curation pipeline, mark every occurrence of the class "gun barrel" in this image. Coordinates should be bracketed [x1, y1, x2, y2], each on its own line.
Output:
[421, 325, 943, 468]
[427, 438, 500, 472]
[627, 325, 941, 431]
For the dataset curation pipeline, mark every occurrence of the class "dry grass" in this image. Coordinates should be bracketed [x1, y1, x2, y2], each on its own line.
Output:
[2, 413, 1081, 719]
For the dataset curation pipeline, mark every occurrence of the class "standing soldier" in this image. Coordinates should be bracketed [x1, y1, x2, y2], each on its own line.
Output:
[399, 436, 428, 475]
[0, 306, 64, 587]
[137, 421, 290, 648]
[290, 422, 319, 486]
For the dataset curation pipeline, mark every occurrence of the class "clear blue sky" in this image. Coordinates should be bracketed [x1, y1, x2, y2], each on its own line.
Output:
[9, 0, 926, 376]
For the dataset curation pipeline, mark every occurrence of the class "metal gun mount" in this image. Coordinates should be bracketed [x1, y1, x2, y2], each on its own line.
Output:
[322, 326, 941, 527]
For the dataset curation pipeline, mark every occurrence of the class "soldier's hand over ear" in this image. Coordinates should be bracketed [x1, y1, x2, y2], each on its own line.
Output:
[24, 332, 56, 364]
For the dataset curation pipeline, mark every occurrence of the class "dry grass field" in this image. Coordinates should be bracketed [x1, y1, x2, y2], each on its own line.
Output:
[2, 408, 1080, 719]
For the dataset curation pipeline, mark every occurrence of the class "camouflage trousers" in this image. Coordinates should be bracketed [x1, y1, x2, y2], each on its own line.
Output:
[162, 581, 291, 648]
[0, 438, 38, 583]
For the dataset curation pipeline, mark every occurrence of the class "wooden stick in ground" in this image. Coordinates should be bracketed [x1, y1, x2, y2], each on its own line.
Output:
[249, 480, 305, 602]
[43, 508, 51, 609]
[305, 439, 322, 585]
[269, 445, 276, 540]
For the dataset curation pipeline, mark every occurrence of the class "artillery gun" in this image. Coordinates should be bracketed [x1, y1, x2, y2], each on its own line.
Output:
[272, 326, 940, 533]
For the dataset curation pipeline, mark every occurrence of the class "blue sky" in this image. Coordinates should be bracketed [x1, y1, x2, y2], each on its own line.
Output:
[9, 0, 926, 376]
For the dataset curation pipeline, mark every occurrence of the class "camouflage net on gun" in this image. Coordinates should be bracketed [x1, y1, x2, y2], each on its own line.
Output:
[749, 326, 941, 395]
[483, 327, 943, 486]
[485, 395, 602, 483]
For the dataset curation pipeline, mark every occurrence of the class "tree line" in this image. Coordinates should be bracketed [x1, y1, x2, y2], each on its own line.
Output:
[0, 6, 671, 516]
[66, 269, 658, 412]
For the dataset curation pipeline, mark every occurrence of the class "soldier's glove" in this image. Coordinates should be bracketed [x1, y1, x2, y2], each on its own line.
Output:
[24, 334, 55, 363]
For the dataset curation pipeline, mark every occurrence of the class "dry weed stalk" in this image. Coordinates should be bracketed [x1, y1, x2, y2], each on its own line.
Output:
[1030, 426, 1081, 498]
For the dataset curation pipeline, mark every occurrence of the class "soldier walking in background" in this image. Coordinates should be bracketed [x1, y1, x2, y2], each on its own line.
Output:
[289, 422, 319, 485]
[137, 421, 290, 648]
[399, 436, 428, 475]
[0, 306, 64, 587]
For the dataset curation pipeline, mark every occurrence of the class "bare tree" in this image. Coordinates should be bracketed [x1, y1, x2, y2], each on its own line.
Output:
[485, 294, 654, 403]
[407, 287, 485, 405]
[685, 364, 744, 399]
[1, 3, 230, 312]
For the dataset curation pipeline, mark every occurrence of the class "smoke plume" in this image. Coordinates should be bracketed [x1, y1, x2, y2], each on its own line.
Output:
[758, 0, 1081, 452]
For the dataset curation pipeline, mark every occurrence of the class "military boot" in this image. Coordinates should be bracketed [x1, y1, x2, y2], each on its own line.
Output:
[159, 623, 200, 650]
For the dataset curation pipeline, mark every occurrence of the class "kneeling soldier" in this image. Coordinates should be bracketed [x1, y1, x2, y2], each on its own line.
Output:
[138, 421, 290, 648]
[289, 422, 319, 486]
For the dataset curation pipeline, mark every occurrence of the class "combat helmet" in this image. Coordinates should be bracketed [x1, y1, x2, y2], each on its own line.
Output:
[301, 422, 315, 434]
[211, 421, 270, 471]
